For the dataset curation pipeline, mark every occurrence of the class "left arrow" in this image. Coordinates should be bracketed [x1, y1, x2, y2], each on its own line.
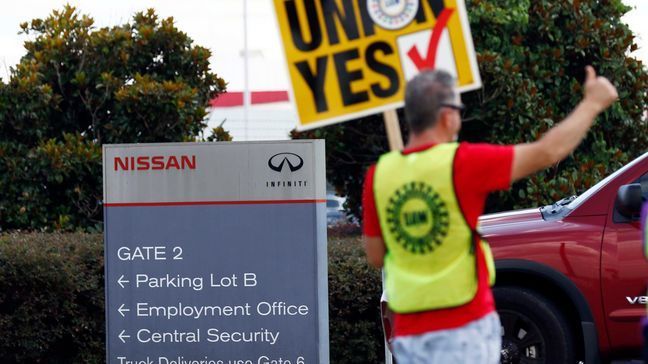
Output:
[117, 275, 129, 288]
[118, 304, 130, 317]
[118, 330, 130, 343]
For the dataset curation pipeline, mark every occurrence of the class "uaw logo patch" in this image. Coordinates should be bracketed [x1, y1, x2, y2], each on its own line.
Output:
[386, 182, 449, 254]
[367, 0, 419, 30]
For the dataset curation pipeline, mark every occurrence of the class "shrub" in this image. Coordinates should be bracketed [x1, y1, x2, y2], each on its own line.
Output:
[0, 233, 104, 363]
[327, 222, 363, 238]
[328, 236, 385, 363]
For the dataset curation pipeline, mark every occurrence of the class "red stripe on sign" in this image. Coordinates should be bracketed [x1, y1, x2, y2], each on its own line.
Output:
[406, 8, 455, 71]
[251, 91, 290, 104]
[210, 91, 290, 107]
[104, 199, 326, 207]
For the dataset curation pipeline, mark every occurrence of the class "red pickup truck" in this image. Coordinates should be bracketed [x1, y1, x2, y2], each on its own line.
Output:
[383, 151, 648, 364]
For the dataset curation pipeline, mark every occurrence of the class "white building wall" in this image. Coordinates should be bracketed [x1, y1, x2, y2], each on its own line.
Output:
[206, 102, 298, 141]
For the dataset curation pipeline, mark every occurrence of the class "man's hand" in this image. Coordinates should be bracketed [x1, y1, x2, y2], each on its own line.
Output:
[363, 235, 386, 269]
[511, 66, 618, 182]
[583, 65, 618, 113]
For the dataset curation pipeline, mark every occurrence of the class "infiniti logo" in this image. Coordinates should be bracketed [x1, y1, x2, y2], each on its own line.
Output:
[268, 152, 304, 172]
[265, 152, 308, 189]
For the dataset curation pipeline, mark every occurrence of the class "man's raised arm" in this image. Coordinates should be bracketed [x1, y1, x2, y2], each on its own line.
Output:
[511, 66, 618, 182]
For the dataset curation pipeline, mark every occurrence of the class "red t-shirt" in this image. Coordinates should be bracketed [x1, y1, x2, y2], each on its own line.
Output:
[362, 142, 514, 337]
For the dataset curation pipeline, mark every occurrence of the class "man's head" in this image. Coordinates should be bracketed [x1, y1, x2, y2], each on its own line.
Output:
[404, 70, 463, 141]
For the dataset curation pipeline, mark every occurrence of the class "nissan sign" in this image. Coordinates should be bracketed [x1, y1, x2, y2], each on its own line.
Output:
[103, 141, 329, 364]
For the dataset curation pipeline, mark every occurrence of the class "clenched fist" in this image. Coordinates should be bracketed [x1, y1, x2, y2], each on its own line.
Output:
[583, 65, 618, 112]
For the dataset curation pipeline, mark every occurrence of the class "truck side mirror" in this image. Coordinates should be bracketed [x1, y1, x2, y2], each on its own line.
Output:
[615, 183, 643, 219]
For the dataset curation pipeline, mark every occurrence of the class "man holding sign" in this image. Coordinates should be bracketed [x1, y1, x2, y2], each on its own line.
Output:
[362, 66, 617, 363]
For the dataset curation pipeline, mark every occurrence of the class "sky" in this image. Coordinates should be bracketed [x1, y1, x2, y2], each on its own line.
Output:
[0, 0, 289, 90]
[0, 0, 647, 92]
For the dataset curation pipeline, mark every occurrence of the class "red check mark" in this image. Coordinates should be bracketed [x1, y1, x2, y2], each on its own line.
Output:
[407, 8, 455, 71]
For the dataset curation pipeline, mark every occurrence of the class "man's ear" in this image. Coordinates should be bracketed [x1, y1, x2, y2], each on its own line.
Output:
[437, 109, 452, 130]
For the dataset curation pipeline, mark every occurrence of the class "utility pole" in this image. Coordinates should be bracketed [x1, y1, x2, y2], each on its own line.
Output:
[242, 0, 250, 140]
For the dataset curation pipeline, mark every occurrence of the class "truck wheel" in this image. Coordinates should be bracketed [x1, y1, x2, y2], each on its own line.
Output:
[494, 286, 575, 364]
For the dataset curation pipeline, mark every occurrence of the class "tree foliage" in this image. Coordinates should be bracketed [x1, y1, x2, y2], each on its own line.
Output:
[294, 0, 648, 218]
[0, 6, 227, 230]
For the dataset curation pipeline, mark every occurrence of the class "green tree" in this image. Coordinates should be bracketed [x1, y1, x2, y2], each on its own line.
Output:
[294, 0, 648, 218]
[0, 6, 227, 231]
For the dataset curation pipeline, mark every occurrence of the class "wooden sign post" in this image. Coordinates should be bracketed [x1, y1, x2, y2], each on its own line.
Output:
[383, 109, 404, 151]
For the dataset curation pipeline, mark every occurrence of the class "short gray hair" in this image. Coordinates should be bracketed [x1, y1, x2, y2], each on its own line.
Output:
[404, 70, 457, 134]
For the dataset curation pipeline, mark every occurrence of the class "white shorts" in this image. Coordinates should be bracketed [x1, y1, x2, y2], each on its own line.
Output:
[391, 312, 501, 364]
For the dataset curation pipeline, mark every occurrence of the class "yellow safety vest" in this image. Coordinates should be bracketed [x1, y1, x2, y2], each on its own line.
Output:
[374, 142, 495, 313]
